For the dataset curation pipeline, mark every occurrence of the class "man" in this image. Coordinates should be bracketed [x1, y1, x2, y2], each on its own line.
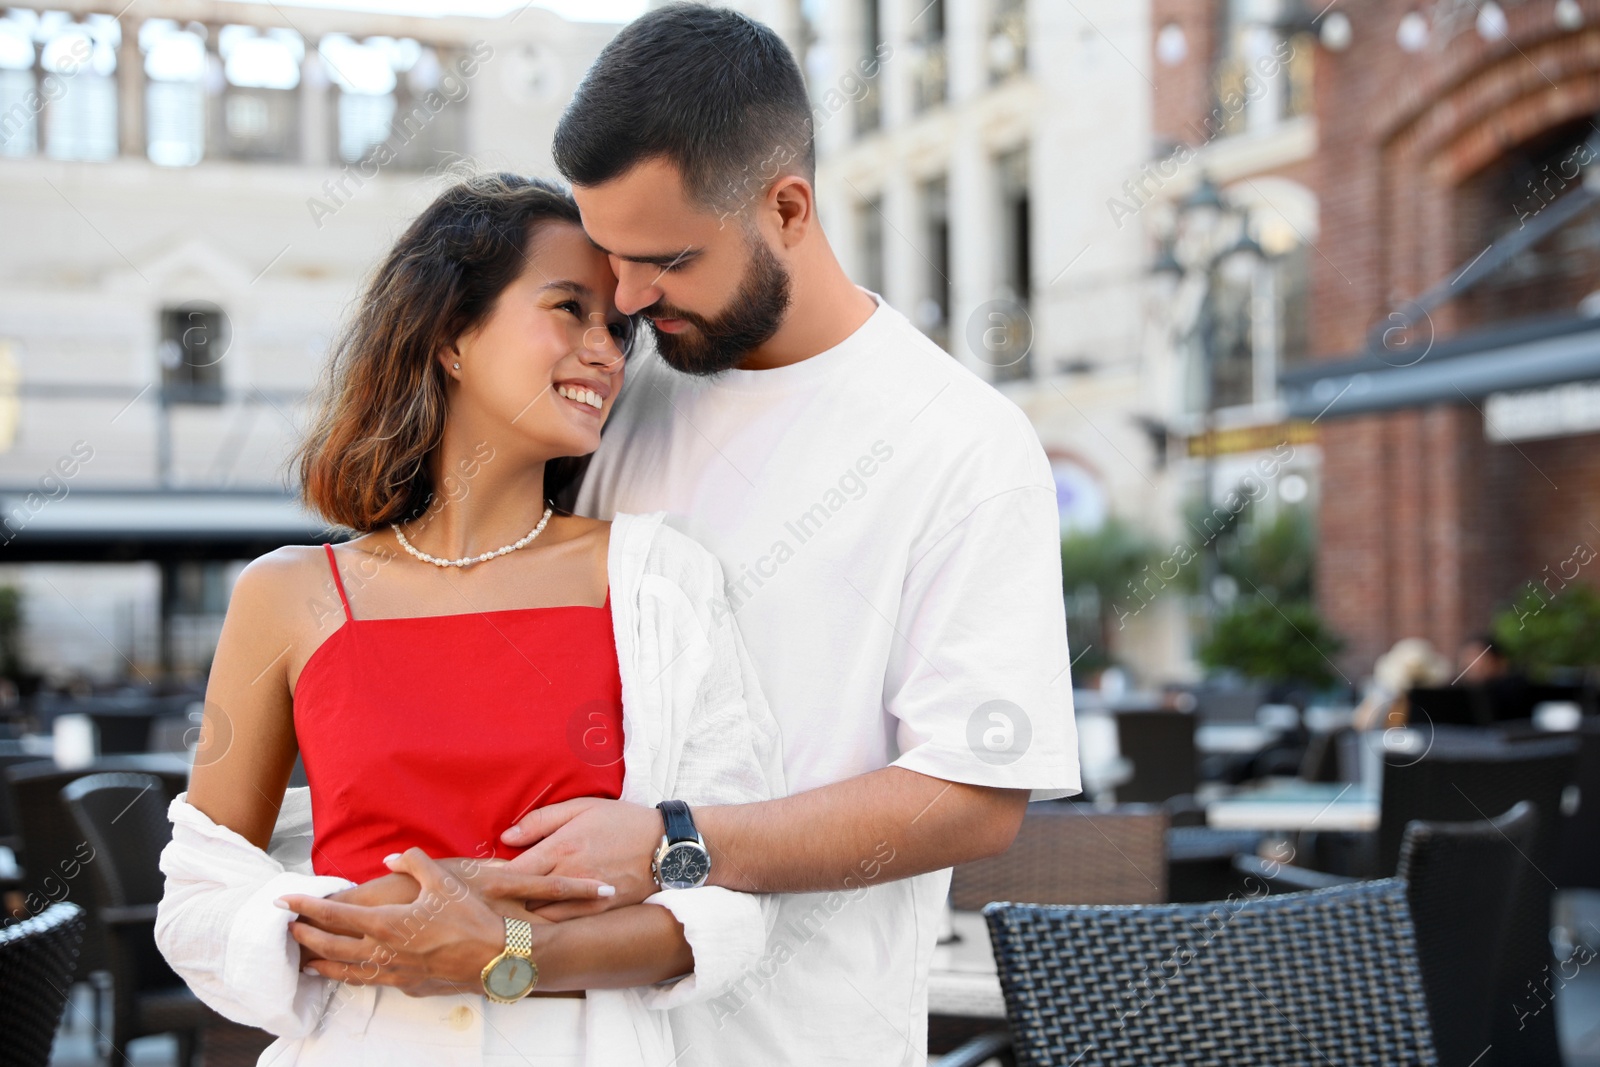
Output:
[290, 6, 1078, 1062]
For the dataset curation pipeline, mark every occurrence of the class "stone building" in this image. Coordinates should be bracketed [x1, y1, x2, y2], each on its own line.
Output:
[0, 1, 612, 681]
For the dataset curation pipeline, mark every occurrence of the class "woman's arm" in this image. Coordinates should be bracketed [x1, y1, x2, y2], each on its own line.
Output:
[156, 551, 359, 1037]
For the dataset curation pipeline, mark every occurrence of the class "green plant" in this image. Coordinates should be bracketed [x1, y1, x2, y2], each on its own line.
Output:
[1218, 507, 1315, 601]
[1197, 597, 1345, 687]
[1492, 584, 1600, 673]
[1060, 518, 1161, 671]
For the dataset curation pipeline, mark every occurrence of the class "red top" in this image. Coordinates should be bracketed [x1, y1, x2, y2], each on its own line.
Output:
[294, 544, 625, 883]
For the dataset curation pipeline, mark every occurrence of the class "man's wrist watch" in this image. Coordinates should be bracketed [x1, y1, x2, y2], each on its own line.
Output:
[652, 799, 712, 890]
[480, 916, 539, 1004]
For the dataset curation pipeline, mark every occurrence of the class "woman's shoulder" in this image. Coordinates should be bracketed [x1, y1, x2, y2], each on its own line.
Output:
[229, 540, 364, 620]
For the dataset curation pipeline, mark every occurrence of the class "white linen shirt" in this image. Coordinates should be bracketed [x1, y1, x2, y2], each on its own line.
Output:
[155, 512, 786, 1067]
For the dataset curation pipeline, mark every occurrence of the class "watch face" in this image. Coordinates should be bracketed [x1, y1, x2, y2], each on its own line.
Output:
[485, 955, 536, 1000]
[658, 841, 711, 889]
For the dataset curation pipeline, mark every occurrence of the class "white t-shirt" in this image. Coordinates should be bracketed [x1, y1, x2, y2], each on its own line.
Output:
[577, 294, 1081, 1065]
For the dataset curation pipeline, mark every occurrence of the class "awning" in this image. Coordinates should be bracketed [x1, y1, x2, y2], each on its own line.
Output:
[1281, 314, 1600, 421]
[0, 489, 336, 562]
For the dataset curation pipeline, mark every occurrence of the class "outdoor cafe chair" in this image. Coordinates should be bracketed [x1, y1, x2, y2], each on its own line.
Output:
[0, 901, 86, 1067]
[948, 803, 1167, 910]
[938, 879, 1436, 1067]
[61, 772, 217, 1067]
[1237, 801, 1537, 1067]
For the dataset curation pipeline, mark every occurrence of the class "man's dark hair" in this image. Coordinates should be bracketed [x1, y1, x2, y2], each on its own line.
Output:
[553, 3, 815, 212]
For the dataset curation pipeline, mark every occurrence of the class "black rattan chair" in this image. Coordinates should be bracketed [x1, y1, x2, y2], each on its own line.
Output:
[1399, 801, 1538, 1067]
[947, 879, 1437, 1067]
[1557, 718, 1600, 890]
[61, 772, 215, 1067]
[1237, 800, 1547, 1067]
[0, 901, 87, 1067]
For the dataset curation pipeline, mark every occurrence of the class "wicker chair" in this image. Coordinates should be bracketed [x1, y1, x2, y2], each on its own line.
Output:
[1400, 801, 1538, 1067]
[942, 879, 1436, 1067]
[61, 772, 217, 1067]
[949, 804, 1167, 910]
[1556, 718, 1600, 890]
[1238, 799, 1550, 1067]
[0, 901, 87, 1067]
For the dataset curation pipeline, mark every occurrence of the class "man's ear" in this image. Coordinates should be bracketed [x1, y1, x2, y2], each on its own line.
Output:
[768, 175, 815, 249]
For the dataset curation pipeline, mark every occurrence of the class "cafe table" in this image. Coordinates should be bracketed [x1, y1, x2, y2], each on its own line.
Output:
[1204, 778, 1378, 832]
[928, 910, 1005, 1021]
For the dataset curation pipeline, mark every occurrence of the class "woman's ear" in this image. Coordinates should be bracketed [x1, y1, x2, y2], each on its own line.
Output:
[436, 344, 463, 379]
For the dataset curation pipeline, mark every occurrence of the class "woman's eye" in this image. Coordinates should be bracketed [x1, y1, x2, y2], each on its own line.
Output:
[557, 300, 582, 317]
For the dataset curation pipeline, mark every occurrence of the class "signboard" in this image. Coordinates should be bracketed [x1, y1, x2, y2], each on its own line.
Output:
[1484, 379, 1600, 443]
[1185, 420, 1318, 458]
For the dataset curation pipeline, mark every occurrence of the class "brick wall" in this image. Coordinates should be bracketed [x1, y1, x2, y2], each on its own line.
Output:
[1309, 0, 1600, 676]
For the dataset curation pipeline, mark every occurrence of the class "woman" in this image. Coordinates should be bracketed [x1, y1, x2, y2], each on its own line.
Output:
[155, 174, 784, 1066]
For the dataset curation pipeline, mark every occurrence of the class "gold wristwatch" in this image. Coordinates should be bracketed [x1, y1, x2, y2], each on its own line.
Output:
[480, 916, 539, 1004]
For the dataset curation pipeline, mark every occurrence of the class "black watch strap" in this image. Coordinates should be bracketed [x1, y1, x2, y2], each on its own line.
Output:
[657, 799, 698, 843]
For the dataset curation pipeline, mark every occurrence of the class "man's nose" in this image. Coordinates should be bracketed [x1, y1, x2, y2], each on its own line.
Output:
[612, 261, 663, 316]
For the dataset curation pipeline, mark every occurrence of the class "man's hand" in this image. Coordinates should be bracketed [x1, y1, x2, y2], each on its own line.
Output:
[278, 848, 611, 996]
[501, 798, 663, 919]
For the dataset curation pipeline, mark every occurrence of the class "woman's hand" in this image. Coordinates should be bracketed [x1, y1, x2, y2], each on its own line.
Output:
[280, 848, 611, 996]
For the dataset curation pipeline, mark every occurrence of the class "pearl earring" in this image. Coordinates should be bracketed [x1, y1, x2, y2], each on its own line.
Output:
[452, 362, 461, 370]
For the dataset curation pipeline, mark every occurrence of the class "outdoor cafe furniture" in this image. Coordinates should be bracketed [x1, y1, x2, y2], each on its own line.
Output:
[0, 901, 86, 1067]
[1235, 734, 1579, 1066]
[1238, 802, 1537, 1067]
[948, 804, 1167, 911]
[63, 771, 218, 1067]
[937, 879, 1436, 1067]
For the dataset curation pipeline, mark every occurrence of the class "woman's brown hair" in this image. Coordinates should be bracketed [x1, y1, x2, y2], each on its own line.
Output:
[295, 173, 595, 532]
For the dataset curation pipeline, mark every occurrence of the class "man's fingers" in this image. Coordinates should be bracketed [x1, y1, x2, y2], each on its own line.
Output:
[502, 798, 596, 846]
[471, 865, 614, 903]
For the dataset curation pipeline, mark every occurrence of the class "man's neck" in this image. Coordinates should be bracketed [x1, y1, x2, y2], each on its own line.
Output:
[737, 247, 877, 371]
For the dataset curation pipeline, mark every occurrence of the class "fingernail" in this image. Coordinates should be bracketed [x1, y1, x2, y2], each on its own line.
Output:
[303, 966, 319, 977]
[503, 827, 522, 842]
[598, 884, 616, 898]
[274, 898, 292, 910]
[383, 853, 402, 869]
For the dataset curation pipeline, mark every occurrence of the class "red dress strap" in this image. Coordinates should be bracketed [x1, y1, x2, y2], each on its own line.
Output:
[322, 544, 354, 622]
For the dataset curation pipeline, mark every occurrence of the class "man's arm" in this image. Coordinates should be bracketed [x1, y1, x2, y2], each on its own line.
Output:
[503, 767, 1028, 912]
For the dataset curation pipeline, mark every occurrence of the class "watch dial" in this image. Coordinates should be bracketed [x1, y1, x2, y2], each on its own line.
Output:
[660, 843, 711, 888]
[487, 956, 535, 999]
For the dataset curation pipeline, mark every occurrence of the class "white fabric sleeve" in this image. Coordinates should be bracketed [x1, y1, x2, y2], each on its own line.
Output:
[886, 484, 1083, 800]
[637, 538, 787, 1009]
[155, 793, 355, 1038]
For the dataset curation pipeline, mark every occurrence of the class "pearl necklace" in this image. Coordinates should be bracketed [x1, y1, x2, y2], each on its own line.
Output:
[392, 506, 553, 568]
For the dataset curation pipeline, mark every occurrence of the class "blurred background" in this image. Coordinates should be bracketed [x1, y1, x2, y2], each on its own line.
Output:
[1, 0, 1599, 1064]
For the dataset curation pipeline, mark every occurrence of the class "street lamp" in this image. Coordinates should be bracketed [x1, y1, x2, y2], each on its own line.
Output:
[1150, 173, 1264, 617]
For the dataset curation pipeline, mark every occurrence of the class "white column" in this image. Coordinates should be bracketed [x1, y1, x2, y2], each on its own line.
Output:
[950, 126, 996, 376]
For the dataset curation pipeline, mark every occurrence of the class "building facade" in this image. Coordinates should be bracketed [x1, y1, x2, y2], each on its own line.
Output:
[0, 1, 613, 682]
[1277, 0, 1600, 675]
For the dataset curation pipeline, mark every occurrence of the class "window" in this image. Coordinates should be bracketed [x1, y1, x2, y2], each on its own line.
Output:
[320, 34, 462, 169]
[856, 196, 885, 297]
[992, 148, 1034, 382]
[854, 0, 881, 134]
[0, 11, 120, 161]
[917, 176, 952, 350]
[141, 19, 207, 167]
[160, 304, 228, 404]
[216, 26, 302, 162]
[912, 0, 946, 113]
[988, 0, 1026, 83]
[1211, 0, 1313, 138]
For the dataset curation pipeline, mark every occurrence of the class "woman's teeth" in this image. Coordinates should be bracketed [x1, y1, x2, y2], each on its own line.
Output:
[557, 385, 603, 410]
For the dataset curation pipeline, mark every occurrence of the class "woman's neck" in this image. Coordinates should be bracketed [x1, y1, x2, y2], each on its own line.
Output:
[403, 432, 553, 560]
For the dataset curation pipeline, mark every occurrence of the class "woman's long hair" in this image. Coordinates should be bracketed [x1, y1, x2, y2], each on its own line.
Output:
[295, 173, 595, 533]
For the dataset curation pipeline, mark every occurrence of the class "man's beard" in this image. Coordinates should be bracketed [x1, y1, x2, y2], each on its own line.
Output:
[645, 234, 791, 377]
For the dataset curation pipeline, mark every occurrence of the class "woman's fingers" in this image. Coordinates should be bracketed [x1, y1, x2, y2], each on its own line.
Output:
[288, 919, 374, 965]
